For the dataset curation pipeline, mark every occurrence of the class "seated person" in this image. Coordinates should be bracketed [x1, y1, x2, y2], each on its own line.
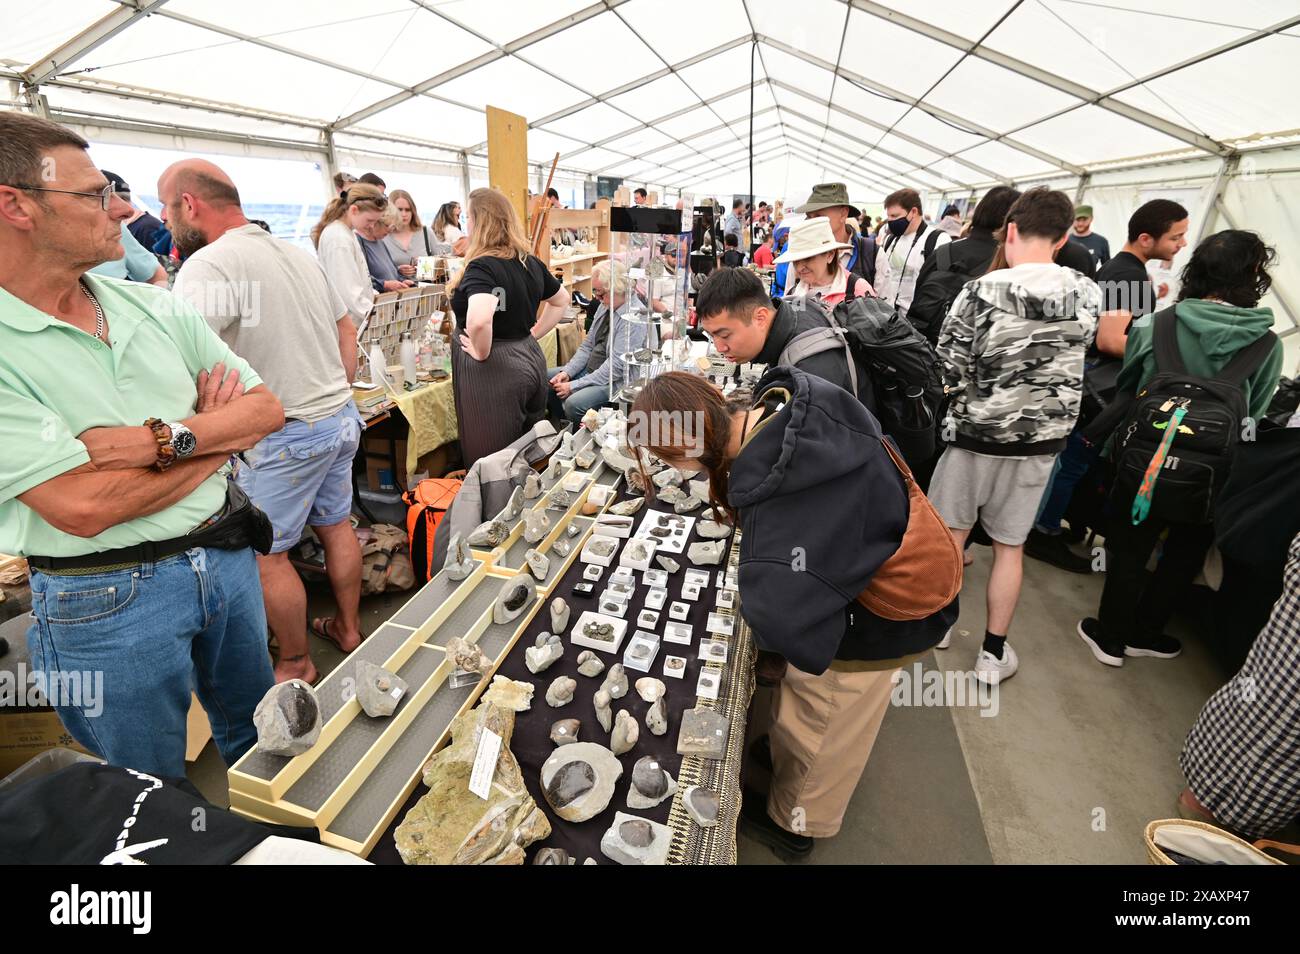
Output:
[547, 261, 646, 422]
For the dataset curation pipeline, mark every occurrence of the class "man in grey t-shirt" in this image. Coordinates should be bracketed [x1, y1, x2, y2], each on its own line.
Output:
[164, 159, 364, 685]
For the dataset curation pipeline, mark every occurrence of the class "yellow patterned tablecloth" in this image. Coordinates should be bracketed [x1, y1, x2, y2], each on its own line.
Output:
[389, 328, 559, 476]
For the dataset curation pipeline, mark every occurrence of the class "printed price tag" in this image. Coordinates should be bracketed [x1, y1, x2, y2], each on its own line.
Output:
[468, 729, 502, 800]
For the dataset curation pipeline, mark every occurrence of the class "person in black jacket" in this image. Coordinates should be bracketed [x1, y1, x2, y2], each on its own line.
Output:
[629, 368, 956, 859]
[695, 267, 934, 466]
[909, 186, 1021, 345]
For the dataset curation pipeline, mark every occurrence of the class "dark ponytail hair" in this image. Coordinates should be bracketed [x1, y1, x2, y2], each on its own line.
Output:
[628, 372, 748, 522]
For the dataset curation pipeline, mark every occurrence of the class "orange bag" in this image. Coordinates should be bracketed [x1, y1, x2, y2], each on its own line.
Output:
[856, 439, 963, 621]
[403, 477, 462, 582]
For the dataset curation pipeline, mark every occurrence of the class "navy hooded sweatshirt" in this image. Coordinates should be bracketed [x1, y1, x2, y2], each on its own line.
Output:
[728, 366, 956, 675]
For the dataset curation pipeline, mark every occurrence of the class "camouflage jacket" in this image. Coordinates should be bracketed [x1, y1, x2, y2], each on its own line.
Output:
[937, 263, 1100, 455]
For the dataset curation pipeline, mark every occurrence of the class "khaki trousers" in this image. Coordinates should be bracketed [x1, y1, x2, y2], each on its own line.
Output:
[766, 663, 898, 838]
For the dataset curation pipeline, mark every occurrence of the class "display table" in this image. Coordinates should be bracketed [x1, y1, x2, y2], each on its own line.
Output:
[229, 425, 754, 865]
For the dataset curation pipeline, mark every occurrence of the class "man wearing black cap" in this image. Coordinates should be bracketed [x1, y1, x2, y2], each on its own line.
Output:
[87, 170, 167, 286]
[103, 171, 167, 254]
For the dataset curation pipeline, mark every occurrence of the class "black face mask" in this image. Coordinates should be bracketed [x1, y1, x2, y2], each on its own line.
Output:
[886, 216, 909, 238]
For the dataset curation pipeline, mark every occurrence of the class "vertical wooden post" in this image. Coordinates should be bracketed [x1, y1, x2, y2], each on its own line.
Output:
[486, 105, 528, 226]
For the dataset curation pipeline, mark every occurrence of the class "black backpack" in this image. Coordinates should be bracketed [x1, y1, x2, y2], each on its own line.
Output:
[900, 238, 978, 345]
[778, 293, 944, 443]
[1108, 308, 1276, 525]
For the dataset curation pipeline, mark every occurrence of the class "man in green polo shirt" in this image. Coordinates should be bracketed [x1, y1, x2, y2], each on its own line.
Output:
[0, 112, 285, 779]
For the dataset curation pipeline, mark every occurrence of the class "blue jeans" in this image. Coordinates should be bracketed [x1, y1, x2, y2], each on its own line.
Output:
[546, 366, 612, 423]
[1034, 428, 1098, 534]
[27, 546, 274, 779]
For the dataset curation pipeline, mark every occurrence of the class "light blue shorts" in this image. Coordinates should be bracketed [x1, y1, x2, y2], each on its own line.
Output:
[235, 402, 363, 554]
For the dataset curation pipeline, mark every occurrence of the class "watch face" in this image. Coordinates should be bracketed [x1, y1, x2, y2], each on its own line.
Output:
[172, 428, 197, 458]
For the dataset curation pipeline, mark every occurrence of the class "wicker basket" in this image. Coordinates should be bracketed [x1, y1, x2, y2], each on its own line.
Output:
[1144, 819, 1281, 865]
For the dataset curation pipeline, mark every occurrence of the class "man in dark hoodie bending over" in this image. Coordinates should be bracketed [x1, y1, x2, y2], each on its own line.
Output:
[695, 267, 934, 467]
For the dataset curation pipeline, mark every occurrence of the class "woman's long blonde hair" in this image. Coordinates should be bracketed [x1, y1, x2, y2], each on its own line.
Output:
[389, 189, 421, 230]
[311, 182, 386, 248]
[447, 187, 531, 292]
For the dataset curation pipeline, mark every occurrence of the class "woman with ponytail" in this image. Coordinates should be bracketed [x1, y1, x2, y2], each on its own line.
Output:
[313, 182, 388, 325]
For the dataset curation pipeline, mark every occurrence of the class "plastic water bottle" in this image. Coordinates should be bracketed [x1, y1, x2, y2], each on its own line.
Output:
[400, 333, 418, 387]
[368, 343, 387, 387]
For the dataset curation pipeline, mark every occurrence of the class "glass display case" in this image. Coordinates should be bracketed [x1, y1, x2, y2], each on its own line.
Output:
[606, 203, 693, 405]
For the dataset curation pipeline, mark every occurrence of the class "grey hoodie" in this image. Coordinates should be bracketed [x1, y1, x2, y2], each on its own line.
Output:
[938, 262, 1100, 456]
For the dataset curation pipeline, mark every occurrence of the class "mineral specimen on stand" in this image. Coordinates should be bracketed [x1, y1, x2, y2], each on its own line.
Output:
[445, 636, 489, 676]
[575, 446, 597, 470]
[394, 692, 549, 865]
[600, 812, 670, 865]
[627, 756, 676, 809]
[355, 660, 407, 718]
[493, 573, 535, 624]
[443, 533, 474, 580]
[652, 469, 681, 489]
[674, 494, 704, 514]
[253, 680, 321, 756]
[482, 675, 534, 712]
[540, 742, 623, 822]
[611, 709, 639, 756]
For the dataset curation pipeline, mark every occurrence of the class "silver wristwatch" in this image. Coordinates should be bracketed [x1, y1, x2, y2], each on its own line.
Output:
[166, 421, 198, 459]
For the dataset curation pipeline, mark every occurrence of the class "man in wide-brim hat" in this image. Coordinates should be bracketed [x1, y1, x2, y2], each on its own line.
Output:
[788, 182, 876, 295]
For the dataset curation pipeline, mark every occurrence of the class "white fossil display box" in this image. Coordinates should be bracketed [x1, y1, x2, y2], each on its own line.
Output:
[580, 534, 620, 567]
[571, 611, 628, 655]
[642, 568, 668, 588]
[618, 536, 658, 571]
[706, 612, 734, 637]
[662, 655, 688, 679]
[668, 601, 691, 621]
[594, 514, 635, 539]
[644, 587, 668, 611]
[695, 668, 721, 701]
[663, 622, 693, 645]
[698, 639, 729, 664]
[622, 633, 661, 673]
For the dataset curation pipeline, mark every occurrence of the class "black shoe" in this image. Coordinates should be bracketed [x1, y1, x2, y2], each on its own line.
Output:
[1025, 530, 1092, 574]
[1077, 617, 1125, 667]
[749, 735, 772, 773]
[739, 789, 814, 860]
[1126, 633, 1183, 659]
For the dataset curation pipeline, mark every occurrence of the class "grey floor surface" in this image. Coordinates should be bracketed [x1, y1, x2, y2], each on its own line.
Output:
[188, 544, 1238, 864]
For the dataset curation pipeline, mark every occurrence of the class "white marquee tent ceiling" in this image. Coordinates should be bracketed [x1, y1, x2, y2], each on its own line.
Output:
[4, 0, 1300, 199]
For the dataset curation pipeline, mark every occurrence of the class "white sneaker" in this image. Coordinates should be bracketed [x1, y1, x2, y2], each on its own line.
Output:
[974, 643, 1018, 685]
[936, 627, 952, 650]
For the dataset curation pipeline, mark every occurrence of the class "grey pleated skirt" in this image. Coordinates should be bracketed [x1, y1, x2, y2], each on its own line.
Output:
[452, 332, 548, 468]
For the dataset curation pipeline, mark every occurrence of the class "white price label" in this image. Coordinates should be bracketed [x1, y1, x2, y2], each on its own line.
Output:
[468, 728, 502, 800]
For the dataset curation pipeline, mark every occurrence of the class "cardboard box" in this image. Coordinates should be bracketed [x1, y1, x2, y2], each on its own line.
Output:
[0, 708, 93, 779]
[364, 438, 459, 492]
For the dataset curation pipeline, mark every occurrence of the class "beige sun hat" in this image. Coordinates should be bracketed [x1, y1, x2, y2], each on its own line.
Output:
[774, 216, 852, 265]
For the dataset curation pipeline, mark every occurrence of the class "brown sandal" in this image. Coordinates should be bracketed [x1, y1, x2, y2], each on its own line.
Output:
[310, 617, 362, 654]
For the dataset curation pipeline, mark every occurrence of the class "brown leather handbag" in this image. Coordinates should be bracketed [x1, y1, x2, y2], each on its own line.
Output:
[857, 438, 963, 620]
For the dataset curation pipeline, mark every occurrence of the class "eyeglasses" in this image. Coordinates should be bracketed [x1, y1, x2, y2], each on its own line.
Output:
[4, 181, 122, 211]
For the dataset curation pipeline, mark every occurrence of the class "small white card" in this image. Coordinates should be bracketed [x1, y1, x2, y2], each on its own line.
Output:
[468, 728, 502, 799]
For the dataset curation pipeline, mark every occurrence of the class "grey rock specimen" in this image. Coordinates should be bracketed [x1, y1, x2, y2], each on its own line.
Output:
[696, 519, 732, 540]
[627, 756, 676, 809]
[574, 446, 597, 469]
[599, 663, 628, 700]
[545, 676, 577, 708]
[674, 494, 704, 514]
[683, 786, 720, 828]
[498, 485, 524, 523]
[467, 519, 508, 548]
[593, 689, 613, 732]
[566, 521, 582, 538]
[656, 555, 681, 574]
[546, 487, 572, 511]
[523, 508, 551, 544]
[533, 847, 574, 865]
[635, 677, 666, 703]
[645, 697, 668, 736]
[652, 468, 682, 489]
[445, 636, 489, 675]
[576, 650, 606, 678]
[493, 573, 535, 624]
[656, 484, 688, 506]
[600, 812, 670, 865]
[586, 536, 616, 558]
[355, 660, 407, 718]
[525, 633, 564, 674]
[552, 537, 572, 558]
[688, 541, 725, 566]
[583, 858, 597, 865]
[443, 533, 474, 580]
[549, 718, 580, 746]
[689, 478, 712, 502]
[540, 742, 623, 822]
[601, 444, 639, 474]
[543, 456, 561, 481]
[523, 472, 543, 499]
[676, 707, 729, 759]
[610, 709, 639, 756]
[524, 547, 550, 581]
[254, 680, 321, 756]
[549, 597, 570, 634]
[609, 497, 645, 517]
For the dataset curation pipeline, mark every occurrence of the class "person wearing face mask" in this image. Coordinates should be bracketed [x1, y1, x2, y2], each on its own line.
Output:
[312, 183, 388, 324]
[874, 187, 950, 322]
